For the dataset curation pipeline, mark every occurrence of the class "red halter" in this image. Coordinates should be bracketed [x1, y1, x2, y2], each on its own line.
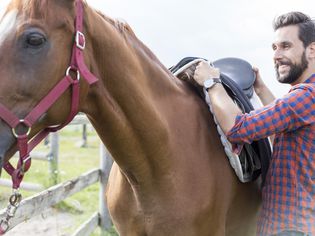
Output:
[0, 0, 98, 189]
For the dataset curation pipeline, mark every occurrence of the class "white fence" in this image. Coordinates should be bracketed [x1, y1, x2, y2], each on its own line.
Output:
[0, 114, 92, 191]
[0, 115, 113, 235]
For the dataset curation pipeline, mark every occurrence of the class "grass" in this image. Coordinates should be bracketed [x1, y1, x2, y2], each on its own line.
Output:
[0, 125, 118, 236]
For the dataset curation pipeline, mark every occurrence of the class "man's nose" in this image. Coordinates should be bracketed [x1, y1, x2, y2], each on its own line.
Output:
[273, 49, 284, 62]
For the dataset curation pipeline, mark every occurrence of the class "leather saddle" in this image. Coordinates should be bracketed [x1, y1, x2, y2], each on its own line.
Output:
[170, 57, 271, 184]
[213, 57, 255, 99]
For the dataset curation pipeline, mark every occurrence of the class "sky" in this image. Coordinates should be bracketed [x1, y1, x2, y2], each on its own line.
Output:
[0, 0, 314, 97]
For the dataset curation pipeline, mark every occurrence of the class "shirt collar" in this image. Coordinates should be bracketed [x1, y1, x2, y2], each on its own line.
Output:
[289, 73, 315, 93]
[304, 73, 315, 84]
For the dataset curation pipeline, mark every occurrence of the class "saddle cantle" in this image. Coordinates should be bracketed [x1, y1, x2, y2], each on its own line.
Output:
[171, 57, 272, 184]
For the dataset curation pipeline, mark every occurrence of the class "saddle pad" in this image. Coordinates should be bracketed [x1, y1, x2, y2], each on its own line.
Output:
[171, 57, 272, 184]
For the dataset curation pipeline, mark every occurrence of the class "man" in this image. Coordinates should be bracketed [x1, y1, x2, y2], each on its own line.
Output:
[192, 12, 315, 236]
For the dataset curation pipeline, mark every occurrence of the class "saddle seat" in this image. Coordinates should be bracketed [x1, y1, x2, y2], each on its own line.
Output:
[213, 57, 255, 99]
[170, 57, 272, 184]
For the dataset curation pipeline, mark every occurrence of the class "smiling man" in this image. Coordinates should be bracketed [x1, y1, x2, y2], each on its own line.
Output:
[192, 12, 315, 236]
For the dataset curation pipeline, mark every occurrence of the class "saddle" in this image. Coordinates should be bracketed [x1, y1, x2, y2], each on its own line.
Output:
[170, 57, 272, 184]
[213, 57, 255, 99]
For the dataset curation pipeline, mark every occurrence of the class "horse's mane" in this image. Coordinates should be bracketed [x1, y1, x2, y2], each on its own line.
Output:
[93, 10, 136, 38]
[12, 0, 168, 74]
[93, 10, 166, 67]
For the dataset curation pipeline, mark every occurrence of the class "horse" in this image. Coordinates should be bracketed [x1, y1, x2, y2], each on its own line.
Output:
[0, 0, 262, 235]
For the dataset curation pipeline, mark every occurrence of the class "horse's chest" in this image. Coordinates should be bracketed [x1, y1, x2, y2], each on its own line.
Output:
[108, 185, 207, 235]
[113, 202, 199, 236]
[106, 164, 222, 235]
[107, 177, 201, 236]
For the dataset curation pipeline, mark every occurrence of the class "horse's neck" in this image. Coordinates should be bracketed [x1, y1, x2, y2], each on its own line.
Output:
[83, 9, 182, 179]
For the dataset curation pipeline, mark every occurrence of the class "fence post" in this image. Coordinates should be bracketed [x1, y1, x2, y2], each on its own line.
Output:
[81, 124, 88, 148]
[48, 132, 59, 185]
[99, 144, 113, 235]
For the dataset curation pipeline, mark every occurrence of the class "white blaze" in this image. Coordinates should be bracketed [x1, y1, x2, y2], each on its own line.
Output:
[0, 9, 18, 47]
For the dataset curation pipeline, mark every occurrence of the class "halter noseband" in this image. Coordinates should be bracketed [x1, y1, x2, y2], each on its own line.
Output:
[0, 0, 98, 190]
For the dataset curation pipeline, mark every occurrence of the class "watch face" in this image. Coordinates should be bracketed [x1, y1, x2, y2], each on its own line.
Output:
[204, 79, 214, 88]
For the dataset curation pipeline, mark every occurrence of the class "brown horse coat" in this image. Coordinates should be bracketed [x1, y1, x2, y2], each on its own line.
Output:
[0, 1, 261, 235]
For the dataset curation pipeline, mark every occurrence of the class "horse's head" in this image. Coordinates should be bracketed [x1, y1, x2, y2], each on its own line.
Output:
[0, 0, 92, 174]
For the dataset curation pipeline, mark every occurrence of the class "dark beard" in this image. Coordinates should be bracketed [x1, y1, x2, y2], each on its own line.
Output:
[275, 51, 308, 84]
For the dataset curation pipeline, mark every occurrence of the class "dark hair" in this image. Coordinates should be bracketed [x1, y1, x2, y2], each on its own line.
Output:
[273, 11, 315, 48]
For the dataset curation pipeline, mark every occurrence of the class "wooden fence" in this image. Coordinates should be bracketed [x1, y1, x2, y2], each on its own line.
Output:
[0, 132, 59, 191]
[0, 115, 114, 235]
[0, 115, 92, 190]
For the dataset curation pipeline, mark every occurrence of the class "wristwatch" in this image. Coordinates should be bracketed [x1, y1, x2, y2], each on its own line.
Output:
[203, 77, 222, 91]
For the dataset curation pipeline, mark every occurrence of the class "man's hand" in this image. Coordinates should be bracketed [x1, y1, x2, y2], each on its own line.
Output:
[253, 67, 267, 96]
[193, 61, 220, 86]
[252, 66, 276, 106]
[191, 60, 241, 134]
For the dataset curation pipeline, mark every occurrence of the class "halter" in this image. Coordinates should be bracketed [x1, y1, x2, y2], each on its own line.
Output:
[0, 0, 98, 190]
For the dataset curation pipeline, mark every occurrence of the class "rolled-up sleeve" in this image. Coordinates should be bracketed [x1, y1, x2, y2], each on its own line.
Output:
[226, 84, 315, 149]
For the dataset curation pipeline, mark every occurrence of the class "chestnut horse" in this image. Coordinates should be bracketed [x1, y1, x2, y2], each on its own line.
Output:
[0, 0, 261, 235]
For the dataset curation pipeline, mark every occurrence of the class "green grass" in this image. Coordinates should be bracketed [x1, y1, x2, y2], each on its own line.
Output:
[0, 125, 118, 236]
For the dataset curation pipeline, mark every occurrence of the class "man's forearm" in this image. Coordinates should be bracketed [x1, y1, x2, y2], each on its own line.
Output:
[207, 84, 243, 134]
[254, 84, 276, 106]
[254, 84, 276, 144]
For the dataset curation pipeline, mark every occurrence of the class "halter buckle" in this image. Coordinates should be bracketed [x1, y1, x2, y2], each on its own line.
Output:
[76, 31, 85, 50]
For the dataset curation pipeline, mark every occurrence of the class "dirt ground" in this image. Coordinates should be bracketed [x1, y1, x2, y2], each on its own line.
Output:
[4, 207, 74, 236]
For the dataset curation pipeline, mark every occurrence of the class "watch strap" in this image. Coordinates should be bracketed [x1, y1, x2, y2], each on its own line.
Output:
[205, 77, 221, 91]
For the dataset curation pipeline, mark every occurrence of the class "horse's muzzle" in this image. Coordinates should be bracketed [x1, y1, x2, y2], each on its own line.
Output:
[0, 126, 16, 177]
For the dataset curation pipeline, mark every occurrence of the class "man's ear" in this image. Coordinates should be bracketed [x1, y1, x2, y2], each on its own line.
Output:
[307, 42, 315, 59]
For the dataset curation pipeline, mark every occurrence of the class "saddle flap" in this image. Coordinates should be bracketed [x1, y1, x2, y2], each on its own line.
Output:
[213, 57, 256, 99]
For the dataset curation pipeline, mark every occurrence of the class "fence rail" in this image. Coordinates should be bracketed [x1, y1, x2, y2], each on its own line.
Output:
[0, 114, 113, 235]
[0, 169, 99, 231]
[0, 179, 44, 192]
[72, 212, 99, 236]
[2, 114, 91, 190]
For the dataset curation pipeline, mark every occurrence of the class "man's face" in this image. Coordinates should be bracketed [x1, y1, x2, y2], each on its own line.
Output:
[272, 25, 308, 84]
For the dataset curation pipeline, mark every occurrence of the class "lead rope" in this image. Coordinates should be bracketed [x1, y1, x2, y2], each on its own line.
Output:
[0, 134, 30, 234]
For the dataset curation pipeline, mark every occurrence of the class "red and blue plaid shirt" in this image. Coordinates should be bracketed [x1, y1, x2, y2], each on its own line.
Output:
[227, 74, 315, 235]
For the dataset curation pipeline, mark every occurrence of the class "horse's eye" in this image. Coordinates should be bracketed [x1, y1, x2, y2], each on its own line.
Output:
[26, 33, 46, 47]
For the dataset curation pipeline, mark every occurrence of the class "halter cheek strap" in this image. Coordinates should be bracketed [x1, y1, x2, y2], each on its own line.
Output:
[0, 0, 98, 190]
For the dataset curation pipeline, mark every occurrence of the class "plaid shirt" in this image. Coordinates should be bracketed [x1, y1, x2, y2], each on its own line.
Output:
[227, 74, 315, 235]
